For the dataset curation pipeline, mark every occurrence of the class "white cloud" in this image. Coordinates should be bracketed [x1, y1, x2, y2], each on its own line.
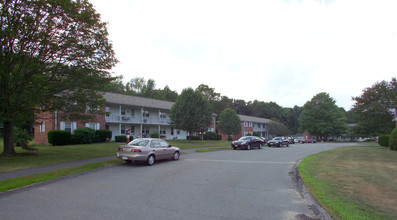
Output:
[92, 0, 397, 110]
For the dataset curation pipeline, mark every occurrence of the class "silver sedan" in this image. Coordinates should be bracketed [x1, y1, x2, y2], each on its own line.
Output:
[116, 138, 180, 166]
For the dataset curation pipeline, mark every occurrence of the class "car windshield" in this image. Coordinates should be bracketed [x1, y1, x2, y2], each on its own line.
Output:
[238, 137, 252, 141]
[273, 137, 282, 140]
[128, 139, 149, 147]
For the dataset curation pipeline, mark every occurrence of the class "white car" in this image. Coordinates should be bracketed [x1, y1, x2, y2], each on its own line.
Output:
[116, 138, 180, 166]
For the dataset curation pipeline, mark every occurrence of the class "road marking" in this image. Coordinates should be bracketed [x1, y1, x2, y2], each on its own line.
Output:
[184, 159, 296, 164]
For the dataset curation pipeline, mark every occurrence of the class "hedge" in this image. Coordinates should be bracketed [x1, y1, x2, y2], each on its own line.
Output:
[48, 130, 72, 146]
[115, 135, 127, 142]
[203, 132, 222, 140]
[390, 128, 397, 151]
[95, 130, 112, 143]
[378, 135, 390, 147]
[186, 136, 201, 140]
[73, 128, 96, 144]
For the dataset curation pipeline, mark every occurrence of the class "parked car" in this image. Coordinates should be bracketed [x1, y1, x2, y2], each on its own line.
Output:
[231, 136, 264, 150]
[260, 137, 268, 144]
[116, 138, 180, 166]
[267, 137, 289, 147]
[296, 137, 307, 144]
[287, 137, 295, 144]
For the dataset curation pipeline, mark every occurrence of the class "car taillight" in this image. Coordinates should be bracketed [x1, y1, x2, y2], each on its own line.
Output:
[131, 149, 142, 153]
[118, 147, 123, 151]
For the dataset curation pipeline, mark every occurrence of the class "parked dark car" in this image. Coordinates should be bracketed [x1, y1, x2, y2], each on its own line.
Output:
[267, 137, 289, 147]
[231, 136, 264, 150]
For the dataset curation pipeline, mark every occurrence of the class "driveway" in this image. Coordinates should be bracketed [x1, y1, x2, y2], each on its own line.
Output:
[0, 143, 357, 219]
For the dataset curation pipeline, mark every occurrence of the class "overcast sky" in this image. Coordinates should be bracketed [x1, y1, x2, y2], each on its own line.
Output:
[91, 0, 397, 110]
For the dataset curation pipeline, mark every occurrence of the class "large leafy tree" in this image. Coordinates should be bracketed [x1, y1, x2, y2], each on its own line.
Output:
[298, 93, 346, 139]
[0, 0, 118, 156]
[170, 88, 212, 141]
[351, 78, 397, 136]
[217, 108, 241, 139]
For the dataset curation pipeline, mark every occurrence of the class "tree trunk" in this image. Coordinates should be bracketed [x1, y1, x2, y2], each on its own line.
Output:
[1, 121, 16, 156]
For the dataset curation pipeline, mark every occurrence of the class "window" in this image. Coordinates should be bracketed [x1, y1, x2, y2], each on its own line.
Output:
[151, 140, 161, 148]
[86, 123, 100, 130]
[160, 127, 166, 135]
[177, 130, 180, 135]
[105, 124, 109, 130]
[171, 128, 174, 135]
[244, 122, 248, 127]
[159, 140, 169, 148]
[249, 122, 253, 127]
[160, 113, 167, 119]
[143, 110, 149, 117]
[130, 126, 135, 135]
[121, 107, 125, 115]
[121, 125, 125, 134]
[130, 109, 135, 117]
[64, 122, 72, 132]
[40, 122, 45, 133]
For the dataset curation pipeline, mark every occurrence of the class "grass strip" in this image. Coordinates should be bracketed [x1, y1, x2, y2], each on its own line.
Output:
[0, 159, 123, 193]
[195, 147, 231, 152]
[299, 146, 397, 219]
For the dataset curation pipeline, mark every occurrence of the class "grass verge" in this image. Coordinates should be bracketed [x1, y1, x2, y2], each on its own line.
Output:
[195, 147, 231, 152]
[298, 146, 397, 219]
[0, 159, 123, 193]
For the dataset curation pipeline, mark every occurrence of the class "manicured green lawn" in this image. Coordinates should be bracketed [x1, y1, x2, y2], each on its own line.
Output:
[0, 139, 230, 173]
[299, 146, 397, 219]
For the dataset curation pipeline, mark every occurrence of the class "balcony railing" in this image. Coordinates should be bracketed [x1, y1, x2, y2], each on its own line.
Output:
[105, 114, 171, 125]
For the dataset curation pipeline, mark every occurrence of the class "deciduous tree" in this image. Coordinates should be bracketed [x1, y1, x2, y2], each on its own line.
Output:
[0, 0, 118, 156]
[298, 93, 346, 139]
[170, 88, 212, 141]
[218, 108, 241, 139]
[352, 78, 397, 136]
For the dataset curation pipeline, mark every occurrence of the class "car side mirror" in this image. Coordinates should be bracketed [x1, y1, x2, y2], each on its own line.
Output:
[168, 145, 172, 148]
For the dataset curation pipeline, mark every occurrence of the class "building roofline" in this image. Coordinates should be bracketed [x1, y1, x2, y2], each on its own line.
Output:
[102, 92, 174, 110]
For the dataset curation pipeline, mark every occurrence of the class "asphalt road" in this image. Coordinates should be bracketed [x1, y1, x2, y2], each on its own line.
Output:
[0, 142, 358, 220]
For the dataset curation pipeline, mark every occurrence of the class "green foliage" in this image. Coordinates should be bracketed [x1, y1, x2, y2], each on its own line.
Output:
[203, 132, 222, 140]
[378, 135, 390, 147]
[186, 136, 201, 140]
[13, 127, 32, 144]
[352, 78, 397, 136]
[298, 92, 347, 137]
[115, 135, 126, 142]
[73, 128, 96, 144]
[48, 131, 72, 146]
[390, 128, 397, 151]
[150, 132, 159, 138]
[217, 108, 241, 136]
[170, 88, 212, 136]
[94, 130, 112, 143]
[0, 0, 117, 155]
[253, 132, 261, 137]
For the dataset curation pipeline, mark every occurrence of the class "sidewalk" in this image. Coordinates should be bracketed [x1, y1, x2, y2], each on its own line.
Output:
[0, 148, 213, 181]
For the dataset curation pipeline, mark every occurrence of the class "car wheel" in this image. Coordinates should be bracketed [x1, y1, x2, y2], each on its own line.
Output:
[247, 144, 251, 150]
[125, 160, 132, 164]
[286, 143, 289, 147]
[233, 147, 237, 150]
[258, 144, 263, 149]
[146, 155, 155, 166]
[172, 151, 180, 160]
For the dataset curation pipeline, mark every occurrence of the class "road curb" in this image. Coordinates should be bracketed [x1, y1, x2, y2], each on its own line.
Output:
[290, 159, 333, 220]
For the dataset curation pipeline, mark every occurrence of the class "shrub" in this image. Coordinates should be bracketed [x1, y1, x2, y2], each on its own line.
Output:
[48, 130, 72, 146]
[378, 135, 390, 147]
[390, 128, 397, 151]
[94, 130, 112, 143]
[253, 132, 261, 137]
[187, 136, 200, 140]
[13, 127, 32, 145]
[150, 132, 159, 138]
[73, 128, 96, 144]
[203, 132, 222, 140]
[115, 135, 126, 142]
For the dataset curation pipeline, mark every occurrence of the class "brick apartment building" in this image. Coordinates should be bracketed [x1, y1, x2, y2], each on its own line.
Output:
[34, 92, 272, 145]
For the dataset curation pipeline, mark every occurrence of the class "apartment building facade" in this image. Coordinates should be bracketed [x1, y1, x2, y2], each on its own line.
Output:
[34, 92, 271, 144]
[220, 114, 272, 140]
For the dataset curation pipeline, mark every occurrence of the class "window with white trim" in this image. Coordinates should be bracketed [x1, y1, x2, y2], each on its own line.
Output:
[160, 127, 166, 135]
[40, 122, 45, 133]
